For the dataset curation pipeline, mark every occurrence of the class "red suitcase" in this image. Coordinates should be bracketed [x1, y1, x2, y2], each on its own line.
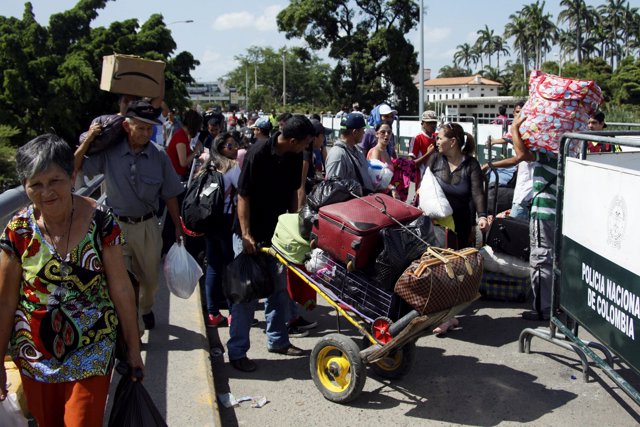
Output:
[310, 193, 422, 270]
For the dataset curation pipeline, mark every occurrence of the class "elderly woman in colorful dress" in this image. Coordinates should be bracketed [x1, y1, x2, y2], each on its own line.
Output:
[0, 134, 142, 427]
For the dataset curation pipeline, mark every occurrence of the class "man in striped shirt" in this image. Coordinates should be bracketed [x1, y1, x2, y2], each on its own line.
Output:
[510, 115, 559, 321]
[527, 152, 558, 321]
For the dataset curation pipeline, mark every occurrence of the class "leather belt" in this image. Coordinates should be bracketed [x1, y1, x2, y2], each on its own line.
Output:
[115, 211, 156, 225]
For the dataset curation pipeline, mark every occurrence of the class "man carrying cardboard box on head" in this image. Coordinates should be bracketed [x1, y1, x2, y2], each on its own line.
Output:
[75, 99, 184, 334]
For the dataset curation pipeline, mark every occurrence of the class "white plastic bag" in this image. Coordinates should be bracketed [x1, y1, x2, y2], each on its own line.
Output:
[164, 239, 203, 299]
[0, 393, 28, 427]
[480, 246, 531, 278]
[367, 159, 393, 191]
[418, 167, 453, 218]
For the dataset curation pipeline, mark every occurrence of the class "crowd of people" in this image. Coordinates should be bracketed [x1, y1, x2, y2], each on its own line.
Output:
[0, 89, 607, 423]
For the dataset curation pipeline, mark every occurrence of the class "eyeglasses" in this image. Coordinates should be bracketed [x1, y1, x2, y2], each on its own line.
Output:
[223, 143, 238, 150]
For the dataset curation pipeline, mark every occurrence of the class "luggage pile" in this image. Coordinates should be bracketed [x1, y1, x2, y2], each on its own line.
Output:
[480, 214, 532, 302]
[270, 178, 484, 320]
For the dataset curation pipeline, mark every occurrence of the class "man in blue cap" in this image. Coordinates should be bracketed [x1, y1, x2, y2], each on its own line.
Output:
[325, 112, 375, 193]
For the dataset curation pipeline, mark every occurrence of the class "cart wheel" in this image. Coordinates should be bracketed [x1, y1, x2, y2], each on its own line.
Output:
[310, 333, 366, 403]
[370, 341, 416, 380]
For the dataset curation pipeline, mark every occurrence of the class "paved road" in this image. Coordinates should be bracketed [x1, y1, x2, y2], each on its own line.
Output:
[208, 295, 640, 426]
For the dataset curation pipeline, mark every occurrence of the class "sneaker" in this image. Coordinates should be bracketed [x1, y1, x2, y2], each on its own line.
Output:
[142, 311, 155, 330]
[289, 316, 317, 331]
[206, 313, 228, 327]
[230, 357, 257, 372]
[287, 325, 309, 338]
[268, 344, 304, 356]
[522, 310, 550, 321]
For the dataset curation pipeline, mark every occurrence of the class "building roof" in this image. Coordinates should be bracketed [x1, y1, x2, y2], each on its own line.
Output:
[423, 75, 502, 87]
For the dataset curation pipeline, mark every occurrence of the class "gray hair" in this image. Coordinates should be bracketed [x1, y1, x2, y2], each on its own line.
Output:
[15, 134, 74, 183]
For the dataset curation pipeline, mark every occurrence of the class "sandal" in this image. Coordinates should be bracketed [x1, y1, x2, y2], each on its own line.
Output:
[433, 317, 460, 336]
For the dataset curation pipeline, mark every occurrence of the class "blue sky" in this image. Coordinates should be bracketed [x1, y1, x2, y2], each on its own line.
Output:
[1, 0, 611, 83]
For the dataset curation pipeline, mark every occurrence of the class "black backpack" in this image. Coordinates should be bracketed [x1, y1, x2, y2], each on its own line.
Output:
[181, 164, 225, 234]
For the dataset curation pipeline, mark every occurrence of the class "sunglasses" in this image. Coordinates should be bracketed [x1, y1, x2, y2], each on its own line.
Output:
[441, 122, 460, 130]
[223, 143, 238, 150]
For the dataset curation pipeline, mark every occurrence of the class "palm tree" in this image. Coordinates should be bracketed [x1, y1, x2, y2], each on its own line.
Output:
[453, 43, 474, 72]
[504, 13, 531, 90]
[479, 65, 501, 83]
[492, 35, 510, 71]
[476, 25, 496, 68]
[622, 3, 639, 57]
[522, 1, 557, 69]
[558, 0, 588, 64]
[472, 41, 484, 70]
[598, 0, 628, 68]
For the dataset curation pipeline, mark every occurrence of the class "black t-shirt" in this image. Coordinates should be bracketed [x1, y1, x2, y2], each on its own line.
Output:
[237, 132, 303, 244]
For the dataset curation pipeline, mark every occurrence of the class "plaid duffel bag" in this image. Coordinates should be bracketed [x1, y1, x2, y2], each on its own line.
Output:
[394, 247, 483, 314]
[480, 271, 531, 302]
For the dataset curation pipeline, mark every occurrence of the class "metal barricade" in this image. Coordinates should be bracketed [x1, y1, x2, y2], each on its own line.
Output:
[519, 130, 640, 405]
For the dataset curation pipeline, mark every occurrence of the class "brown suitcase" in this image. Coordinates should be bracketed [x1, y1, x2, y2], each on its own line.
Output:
[394, 247, 483, 314]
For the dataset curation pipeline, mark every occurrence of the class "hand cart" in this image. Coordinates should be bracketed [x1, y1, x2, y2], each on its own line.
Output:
[264, 247, 478, 404]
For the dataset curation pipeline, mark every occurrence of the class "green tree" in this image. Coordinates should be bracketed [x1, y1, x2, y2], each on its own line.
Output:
[453, 43, 475, 73]
[277, 0, 419, 114]
[0, 125, 21, 190]
[597, 0, 628, 68]
[0, 1, 199, 146]
[492, 35, 510, 71]
[225, 46, 332, 112]
[522, 1, 557, 69]
[436, 65, 470, 78]
[558, 0, 589, 64]
[609, 56, 640, 105]
[476, 25, 496, 68]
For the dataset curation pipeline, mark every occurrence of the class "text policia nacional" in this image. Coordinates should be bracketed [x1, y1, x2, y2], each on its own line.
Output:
[583, 263, 638, 340]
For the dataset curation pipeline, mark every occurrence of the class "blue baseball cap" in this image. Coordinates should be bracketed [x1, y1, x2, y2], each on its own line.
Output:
[340, 113, 366, 130]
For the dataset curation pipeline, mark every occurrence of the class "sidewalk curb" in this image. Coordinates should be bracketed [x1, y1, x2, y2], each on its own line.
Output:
[194, 288, 223, 427]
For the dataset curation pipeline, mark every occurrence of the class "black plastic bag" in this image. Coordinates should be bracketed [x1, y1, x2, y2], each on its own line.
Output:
[79, 114, 126, 155]
[298, 204, 317, 241]
[374, 216, 437, 290]
[223, 252, 274, 304]
[108, 362, 167, 427]
[306, 178, 363, 211]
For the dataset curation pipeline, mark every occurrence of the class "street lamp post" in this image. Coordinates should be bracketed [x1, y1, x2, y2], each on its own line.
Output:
[167, 19, 194, 25]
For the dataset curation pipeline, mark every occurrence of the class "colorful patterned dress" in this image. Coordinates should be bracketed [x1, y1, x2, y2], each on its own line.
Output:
[0, 206, 124, 383]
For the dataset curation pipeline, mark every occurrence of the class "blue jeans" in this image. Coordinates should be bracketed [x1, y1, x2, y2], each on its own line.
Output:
[204, 215, 234, 315]
[227, 253, 292, 361]
[509, 202, 530, 220]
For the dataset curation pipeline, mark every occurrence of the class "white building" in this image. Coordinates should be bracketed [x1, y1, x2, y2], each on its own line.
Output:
[420, 75, 524, 123]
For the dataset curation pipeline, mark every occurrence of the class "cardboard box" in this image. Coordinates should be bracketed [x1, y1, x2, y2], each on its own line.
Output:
[100, 54, 165, 98]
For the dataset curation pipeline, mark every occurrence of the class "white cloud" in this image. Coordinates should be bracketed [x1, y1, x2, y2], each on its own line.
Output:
[194, 49, 236, 81]
[212, 4, 284, 32]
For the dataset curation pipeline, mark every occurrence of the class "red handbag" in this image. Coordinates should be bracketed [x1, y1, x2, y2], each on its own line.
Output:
[394, 247, 482, 315]
[517, 70, 603, 153]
